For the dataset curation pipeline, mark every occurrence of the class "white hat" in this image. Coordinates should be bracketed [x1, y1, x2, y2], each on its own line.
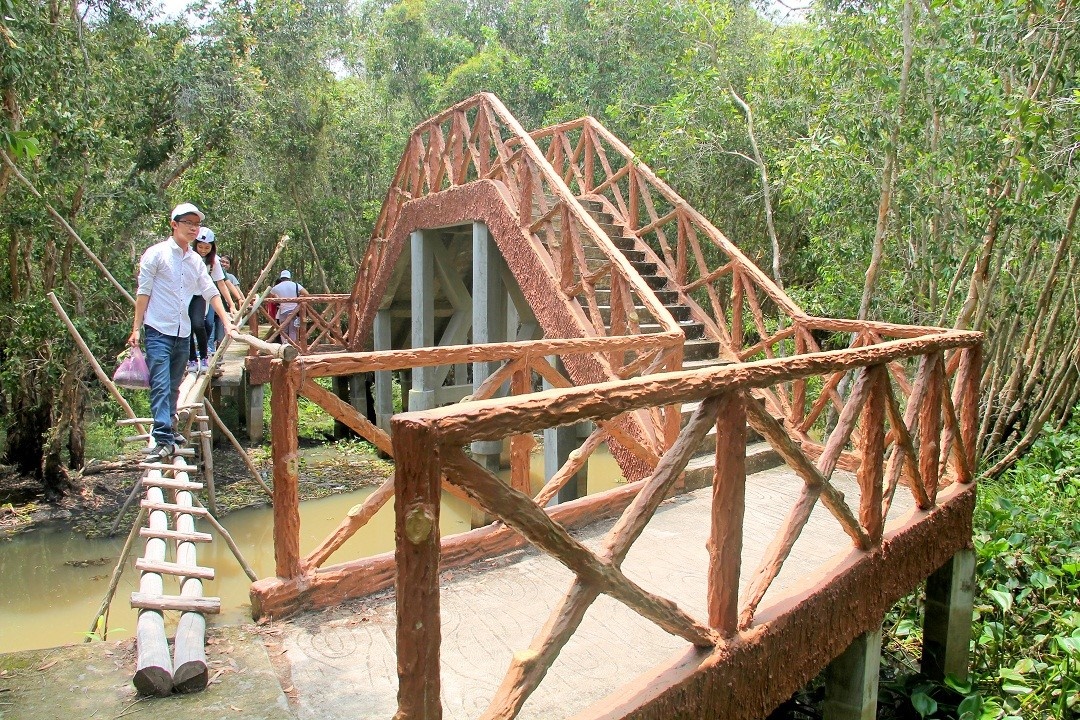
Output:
[171, 202, 205, 221]
[197, 227, 216, 244]
[279, 269, 292, 279]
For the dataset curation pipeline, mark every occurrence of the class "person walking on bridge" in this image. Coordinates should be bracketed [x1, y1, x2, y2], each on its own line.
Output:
[128, 203, 237, 459]
[269, 269, 308, 345]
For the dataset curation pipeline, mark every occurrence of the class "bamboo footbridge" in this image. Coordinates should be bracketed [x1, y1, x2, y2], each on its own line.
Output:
[93, 93, 985, 717]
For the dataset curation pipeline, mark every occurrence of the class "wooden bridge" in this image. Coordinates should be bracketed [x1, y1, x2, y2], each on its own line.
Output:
[157, 93, 982, 718]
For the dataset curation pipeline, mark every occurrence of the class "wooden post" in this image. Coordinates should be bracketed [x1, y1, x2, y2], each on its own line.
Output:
[708, 391, 746, 635]
[270, 358, 303, 579]
[510, 365, 535, 495]
[393, 420, 443, 720]
[823, 625, 882, 720]
[199, 402, 216, 516]
[859, 366, 886, 544]
[133, 485, 173, 696]
[923, 549, 976, 682]
[792, 329, 808, 426]
[953, 344, 982, 481]
[919, 353, 944, 504]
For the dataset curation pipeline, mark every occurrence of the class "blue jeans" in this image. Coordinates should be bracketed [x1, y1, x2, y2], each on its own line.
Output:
[144, 325, 189, 446]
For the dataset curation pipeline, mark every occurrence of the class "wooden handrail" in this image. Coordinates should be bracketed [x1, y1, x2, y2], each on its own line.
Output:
[387, 331, 983, 719]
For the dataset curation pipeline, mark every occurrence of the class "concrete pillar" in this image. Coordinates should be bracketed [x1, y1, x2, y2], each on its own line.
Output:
[923, 548, 976, 682]
[823, 626, 882, 720]
[332, 375, 369, 440]
[374, 309, 394, 434]
[471, 222, 506, 468]
[246, 382, 264, 444]
[409, 230, 437, 411]
[543, 357, 584, 505]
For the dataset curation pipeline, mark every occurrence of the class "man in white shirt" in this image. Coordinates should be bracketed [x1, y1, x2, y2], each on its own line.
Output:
[127, 203, 237, 458]
[269, 269, 309, 344]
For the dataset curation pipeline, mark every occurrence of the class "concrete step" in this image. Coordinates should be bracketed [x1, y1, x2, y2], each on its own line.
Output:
[682, 440, 782, 491]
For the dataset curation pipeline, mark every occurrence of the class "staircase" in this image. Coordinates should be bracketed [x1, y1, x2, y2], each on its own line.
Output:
[542, 196, 782, 488]
[347, 93, 787, 486]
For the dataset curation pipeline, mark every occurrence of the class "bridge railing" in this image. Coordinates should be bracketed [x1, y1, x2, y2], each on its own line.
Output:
[248, 331, 681, 619]
[247, 293, 351, 353]
[531, 117, 801, 355]
[390, 327, 982, 719]
[346, 94, 686, 463]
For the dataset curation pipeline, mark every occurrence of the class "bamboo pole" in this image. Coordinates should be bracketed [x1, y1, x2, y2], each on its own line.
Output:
[133, 485, 173, 696]
[2, 150, 135, 304]
[198, 403, 217, 516]
[109, 475, 148, 536]
[48, 292, 147, 437]
[202, 399, 272, 497]
[172, 486, 208, 693]
[86, 506, 147, 642]
[189, 495, 258, 582]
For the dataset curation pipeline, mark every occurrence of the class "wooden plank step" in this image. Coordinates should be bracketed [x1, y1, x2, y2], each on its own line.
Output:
[139, 527, 213, 543]
[123, 433, 151, 443]
[138, 461, 201, 474]
[140, 500, 209, 516]
[130, 592, 221, 614]
[135, 558, 215, 580]
[139, 476, 203, 491]
[117, 418, 154, 426]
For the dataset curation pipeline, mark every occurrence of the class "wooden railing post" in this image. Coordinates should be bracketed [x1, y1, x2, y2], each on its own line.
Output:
[708, 391, 746, 635]
[270, 357, 302, 579]
[510, 364, 535, 494]
[919, 353, 945, 504]
[954, 344, 983, 481]
[393, 419, 443, 720]
[859, 366, 887, 545]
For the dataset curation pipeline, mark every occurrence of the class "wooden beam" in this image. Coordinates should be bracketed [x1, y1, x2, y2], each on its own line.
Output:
[271, 359, 303, 579]
[393, 420, 444, 720]
[708, 391, 746, 635]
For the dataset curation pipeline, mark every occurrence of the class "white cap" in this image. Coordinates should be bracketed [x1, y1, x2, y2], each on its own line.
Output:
[279, 269, 292, 279]
[171, 202, 205, 221]
[197, 227, 216, 244]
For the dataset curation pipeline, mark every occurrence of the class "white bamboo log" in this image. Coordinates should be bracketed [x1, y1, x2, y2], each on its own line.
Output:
[133, 483, 173, 696]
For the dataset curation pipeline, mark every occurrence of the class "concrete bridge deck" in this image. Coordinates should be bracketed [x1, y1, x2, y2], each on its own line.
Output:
[275, 465, 915, 720]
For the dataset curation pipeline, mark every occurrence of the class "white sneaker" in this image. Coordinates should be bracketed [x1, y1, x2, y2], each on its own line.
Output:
[141, 441, 175, 459]
[187, 360, 198, 373]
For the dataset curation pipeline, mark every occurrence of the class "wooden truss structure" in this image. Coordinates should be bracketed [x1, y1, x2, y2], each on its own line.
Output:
[242, 94, 984, 719]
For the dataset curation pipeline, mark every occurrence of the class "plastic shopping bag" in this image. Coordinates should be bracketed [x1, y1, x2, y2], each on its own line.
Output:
[113, 346, 150, 389]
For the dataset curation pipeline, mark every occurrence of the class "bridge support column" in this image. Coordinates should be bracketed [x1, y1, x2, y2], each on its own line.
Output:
[922, 548, 975, 682]
[544, 357, 584, 505]
[471, 222, 506, 473]
[374, 309, 394, 435]
[246, 381, 264, 444]
[409, 230, 437, 411]
[823, 625, 882, 720]
[333, 374, 370, 439]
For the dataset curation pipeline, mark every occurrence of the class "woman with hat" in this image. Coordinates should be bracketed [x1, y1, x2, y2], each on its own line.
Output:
[189, 227, 236, 371]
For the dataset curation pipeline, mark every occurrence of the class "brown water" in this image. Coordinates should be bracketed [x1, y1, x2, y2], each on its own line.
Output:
[0, 445, 624, 654]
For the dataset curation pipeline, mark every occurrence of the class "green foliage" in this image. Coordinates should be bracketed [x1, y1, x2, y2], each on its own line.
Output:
[881, 411, 1080, 718]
